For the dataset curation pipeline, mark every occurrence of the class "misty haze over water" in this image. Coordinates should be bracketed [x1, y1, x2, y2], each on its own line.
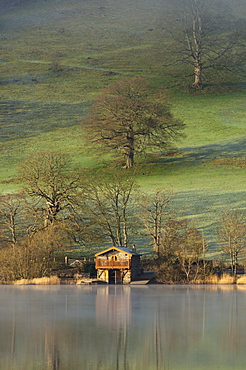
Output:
[0, 285, 246, 369]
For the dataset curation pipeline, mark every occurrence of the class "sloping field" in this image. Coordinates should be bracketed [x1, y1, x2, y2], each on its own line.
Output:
[0, 0, 246, 253]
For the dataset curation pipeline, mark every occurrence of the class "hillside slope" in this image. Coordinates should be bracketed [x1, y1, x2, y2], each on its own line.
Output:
[0, 0, 246, 254]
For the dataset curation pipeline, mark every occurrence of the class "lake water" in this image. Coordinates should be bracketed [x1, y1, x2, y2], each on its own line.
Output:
[0, 285, 246, 370]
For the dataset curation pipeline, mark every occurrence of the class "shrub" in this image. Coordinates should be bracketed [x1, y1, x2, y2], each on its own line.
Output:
[81, 261, 96, 276]
[153, 261, 185, 284]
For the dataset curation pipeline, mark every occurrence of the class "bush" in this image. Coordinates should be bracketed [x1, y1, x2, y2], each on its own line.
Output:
[155, 263, 185, 284]
[81, 261, 96, 276]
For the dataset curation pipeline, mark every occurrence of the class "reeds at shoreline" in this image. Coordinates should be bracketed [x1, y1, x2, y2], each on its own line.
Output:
[11, 276, 61, 285]
[1, 273, 246, 285]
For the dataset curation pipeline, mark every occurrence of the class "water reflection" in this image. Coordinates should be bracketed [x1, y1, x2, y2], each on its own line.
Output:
[0, 285, 246, 369]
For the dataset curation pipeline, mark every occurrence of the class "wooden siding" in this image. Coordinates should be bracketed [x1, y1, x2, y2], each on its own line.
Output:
[95, 260, 131, 269]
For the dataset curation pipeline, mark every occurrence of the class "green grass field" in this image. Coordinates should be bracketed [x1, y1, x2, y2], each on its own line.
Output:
[0, 0, 246, 254]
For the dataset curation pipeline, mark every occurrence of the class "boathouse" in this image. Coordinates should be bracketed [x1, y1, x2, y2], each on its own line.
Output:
[95, 246, 141, 284]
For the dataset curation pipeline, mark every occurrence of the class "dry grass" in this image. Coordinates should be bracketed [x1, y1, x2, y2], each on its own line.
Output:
[9, 274, 246, 285]
[204, 274, 236, 284]
[217, 274, 236, 284]
[12, 276, 60, 285]
[191, 275, 219, 284]
[12, 279, 31, 285]
[192, 274, 236, 284]
[236, 275, 246, 284]
[204, 275, 220, 284]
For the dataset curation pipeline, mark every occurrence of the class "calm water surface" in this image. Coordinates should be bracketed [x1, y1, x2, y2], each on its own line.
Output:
[0, 285, 246, 370]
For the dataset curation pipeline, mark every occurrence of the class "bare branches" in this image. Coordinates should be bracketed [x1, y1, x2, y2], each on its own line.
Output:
[217, 210, 246, 276]
[83, 77, 185, 168]
[163, 0, 246, 88]
[139, 190, 173, 255]
[19, 151, 79, 225]
[0, 193, 25, 249]
[82, 172, 137, 248]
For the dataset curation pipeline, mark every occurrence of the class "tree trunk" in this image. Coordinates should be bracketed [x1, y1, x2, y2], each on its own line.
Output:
[45, 200, 60, 226]
[124, 128, 134, 168]
[9, 214, 17, 250]
[122, 206, 128, 247]
[115, 210, 123, 247]
[232, 251, 238, 277]
[191, 10, 203, 89]
[124, 148, 134, 168]
[193, 61, 202, 89]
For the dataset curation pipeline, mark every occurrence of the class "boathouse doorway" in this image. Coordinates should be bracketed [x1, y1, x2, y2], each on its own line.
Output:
[109, 269, 122, 284]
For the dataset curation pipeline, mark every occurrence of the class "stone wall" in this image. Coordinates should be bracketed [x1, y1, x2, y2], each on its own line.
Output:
[122, 270, 131, 284]
[131, 256, 141, 279]
[97, 269, 108, 283]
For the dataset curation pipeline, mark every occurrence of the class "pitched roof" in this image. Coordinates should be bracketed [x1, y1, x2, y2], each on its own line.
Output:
[95, 246, 139, 257]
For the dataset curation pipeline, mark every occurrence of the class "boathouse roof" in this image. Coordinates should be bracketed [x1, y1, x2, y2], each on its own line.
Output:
[95, 246, 139, 257]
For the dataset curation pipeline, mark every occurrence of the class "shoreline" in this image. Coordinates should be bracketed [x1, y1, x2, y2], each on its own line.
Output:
[1, 273, 246, 286]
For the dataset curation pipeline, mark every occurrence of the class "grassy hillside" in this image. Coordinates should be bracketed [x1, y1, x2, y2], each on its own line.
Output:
[0, 0, 246, 254]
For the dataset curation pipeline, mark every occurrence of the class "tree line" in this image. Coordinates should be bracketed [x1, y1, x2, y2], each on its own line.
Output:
[0, 150, 246, 282]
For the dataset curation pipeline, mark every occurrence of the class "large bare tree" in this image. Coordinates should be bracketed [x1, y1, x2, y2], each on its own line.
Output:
[164, 0, 246, 89]
[83, 77, 185, 168]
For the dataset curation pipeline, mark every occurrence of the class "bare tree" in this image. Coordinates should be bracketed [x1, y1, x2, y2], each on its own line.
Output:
[82, 172, 137, 248]
[176, 223, 206, 282]
[217, 210, 246, 277]
[0, 193, 25, 250]
[163, 0, 246, 89]
[139, 190, 173, 255]
[143, 215, 208, 283]
[160, 217, 186, 260]
[83, 77, 185, 168]
[19, 151, 79, 226]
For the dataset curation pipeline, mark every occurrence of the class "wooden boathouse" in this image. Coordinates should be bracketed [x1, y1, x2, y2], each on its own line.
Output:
[95, 246, 141, 284]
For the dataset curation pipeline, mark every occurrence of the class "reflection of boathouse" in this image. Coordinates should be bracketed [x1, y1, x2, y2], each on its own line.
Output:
[95, 246, 141, 284]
